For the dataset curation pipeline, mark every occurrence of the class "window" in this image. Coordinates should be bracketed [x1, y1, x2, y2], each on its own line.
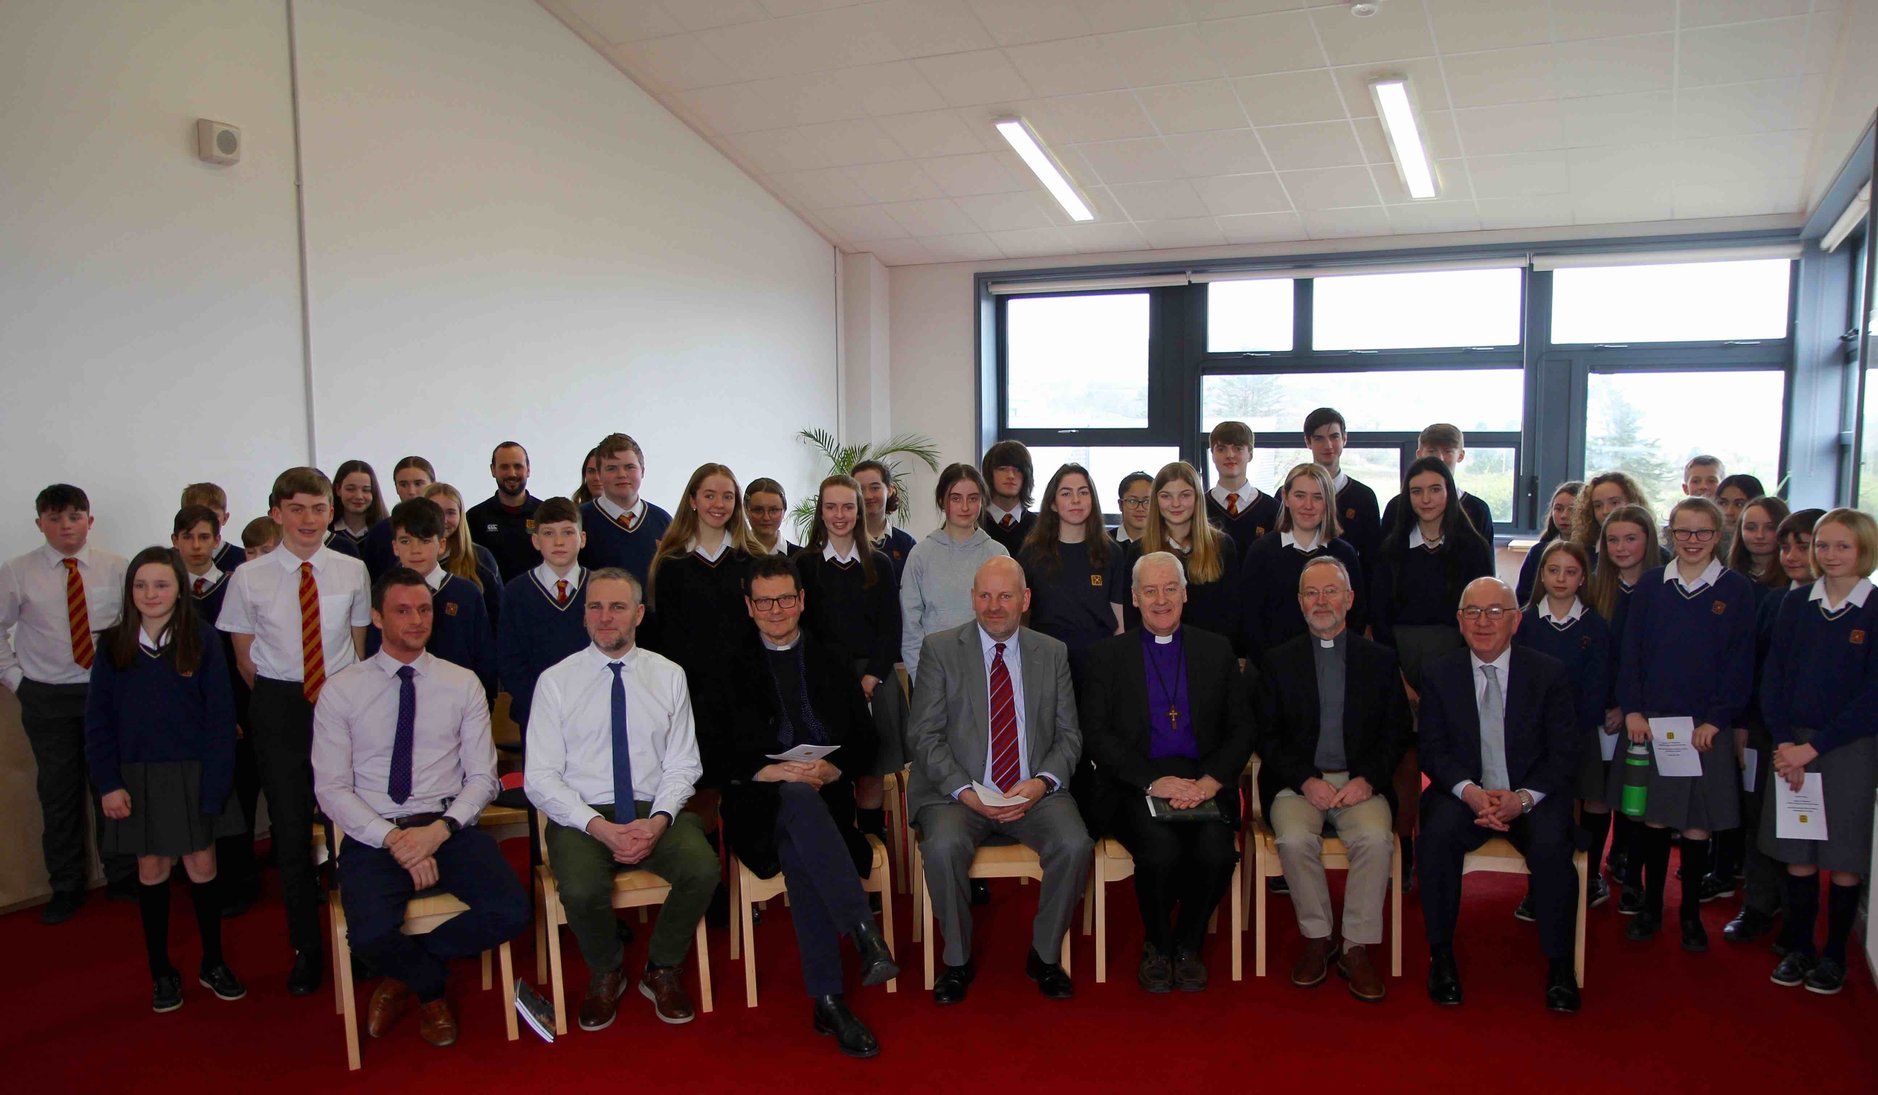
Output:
[1238, 445, 1404, 506]
[1450, 447, 1518, 524]
[1585, 370, 1786, 519]
[1201, 369, 1523, 434]
[1552, 259, 1791, 344]
[1005, 293, 1150, 428]
[1312, 268, 1522, 350]
[1206, 279, 1292, 352]
[1025, 446, 1181, 512]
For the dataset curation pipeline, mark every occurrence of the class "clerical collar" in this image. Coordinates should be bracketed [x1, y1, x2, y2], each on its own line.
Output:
[1315, 630, 1345, 650]
[761, 632, 802, 652]
[1149, 630, 1176, 645]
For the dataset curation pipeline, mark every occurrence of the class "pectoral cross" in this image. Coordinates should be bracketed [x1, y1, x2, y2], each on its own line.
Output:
[1167, 707, 1180, 730]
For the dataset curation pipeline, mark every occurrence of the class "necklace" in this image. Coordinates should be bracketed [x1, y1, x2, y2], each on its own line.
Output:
[1144, 630, 1186, 731]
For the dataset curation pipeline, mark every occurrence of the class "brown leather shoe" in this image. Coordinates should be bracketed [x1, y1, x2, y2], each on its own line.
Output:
[417, 998, 458, 1047]
[1337, 943, 1386, 1002]
[1290, 936, 1339, 988]
[366, 979, 414, 1038]
[578, 967, 626, 1032]
[639, 966, 696, 1025]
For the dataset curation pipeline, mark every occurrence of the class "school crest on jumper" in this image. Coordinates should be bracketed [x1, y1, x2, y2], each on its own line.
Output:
[1090, 574, 1103, 587]
[444, 602, 459, 617]
[524, 518, 536, 532]
[1853, 629, 1866, 645]
[1345, 508, 1356, 519]
[1710, 600, 1727, 615]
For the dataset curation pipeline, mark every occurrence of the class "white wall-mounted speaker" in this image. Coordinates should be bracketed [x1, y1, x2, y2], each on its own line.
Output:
[195, 119, 240, 165]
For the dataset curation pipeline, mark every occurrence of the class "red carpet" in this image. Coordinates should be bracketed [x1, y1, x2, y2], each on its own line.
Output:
[4, 845, 1872, 1092]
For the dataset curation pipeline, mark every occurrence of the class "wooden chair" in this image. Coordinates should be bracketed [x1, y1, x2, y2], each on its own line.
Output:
[1248, 820, 1403, 978]
[882, 768, 908, 895]
[533, 818, 713, 1035]
[1083, 835, 1242, 983]
[1463, 837, 1590, 986]
[726, 834, 896, 1006]
[324, 820, 517, 1071]
[910, 834, 1072, 989]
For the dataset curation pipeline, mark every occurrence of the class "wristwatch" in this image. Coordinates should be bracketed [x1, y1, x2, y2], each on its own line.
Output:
[441, 816, 462, 837]
[1516, 789, 1534, 815]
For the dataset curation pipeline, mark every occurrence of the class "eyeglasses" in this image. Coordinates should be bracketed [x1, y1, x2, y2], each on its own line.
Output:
[1458, 606, 1512, 622]
[1119, 497, 1153, 510]
[750, 594, 800, 611]
[1669, 528, 1717, 542]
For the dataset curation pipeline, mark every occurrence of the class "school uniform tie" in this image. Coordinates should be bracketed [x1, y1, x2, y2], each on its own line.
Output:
[1479, 665, 1509, 791]
[999, 514, 1014, 530]
[61, 558, 93, 670]
[988, 642, 1020, 792]
[608, 661, 636, 818]
[616, 511, 637, 533]
[555, 579, 569, 607]
[1226, 492, 1240, 518]
[387, 665, 416, 805]
[193, 577, 208, 596]
[299, 562, 326, 703]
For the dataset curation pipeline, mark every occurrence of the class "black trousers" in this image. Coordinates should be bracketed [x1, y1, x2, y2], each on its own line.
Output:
[1112, 796, 1240, 954]
[215, 733, 262, 893]
[249, 678, 321, 952]
[18, 679, 132, 892]
[1419, 789, 1577, 961]
[772, 783, 874, 998]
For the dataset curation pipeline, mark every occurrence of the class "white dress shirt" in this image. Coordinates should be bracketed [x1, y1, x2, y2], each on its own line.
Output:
[216, 545, 371, 681]
[1409, 525, 1443, 550]
[1453, 648, 1544, 806]
[1331, 470, 1349, 493]
[958, 626, 1061, 795]
[185, 563, 225, 597]
[0, 543, 128, 690]
[1208, 483, 1257, 511]
[310, 650, 497, 849]
[822, 541, 859, 564]
[524, 643, 701, 830]
[530, 562, 585, 607]
[1664, 556, 1723, 593]
[984, 502, 1023, 528]
[594, 495, 647, 530]
[1539, 597, 1587, 626]
[1811, 577, 1874, 613]
[687, 538, 729, 563]
[1280, 529, 1321, 552]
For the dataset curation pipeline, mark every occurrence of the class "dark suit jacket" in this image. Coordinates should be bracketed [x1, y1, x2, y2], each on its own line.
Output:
[1080, 626, 1254, 834]
[1254, 630, 1410, 820]
[1418, 645, 1578, 803]
[717, 634, 876, 879]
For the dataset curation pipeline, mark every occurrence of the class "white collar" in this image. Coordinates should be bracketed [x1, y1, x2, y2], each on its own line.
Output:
[1112, 526, 1135, 543]
[137, 627, 165, 655]
[421, 566, 446, 592]
[1664, 556, 1723, 592]
[977, 625, 1020, 658]
[1208, 483, 1252, 508]
[274, 544, 332, 574]
[757, 538, 789, 557]
[40, 543, 94, 568]
[1149, 630, 1176, 645]
[1470, 648, 1512, 679]
[586, 643, 639, 669]
[760, 632, 802, 652]
[1540, 597, 1586, 625]
[1409, 525, 1441, 550]
[986, 502, 1023, 525]
[594, 495, 645, 525]
[689, 537, 728, 563]
[533, 561, 581, 590]
[188, 563, 224, 589]
[371, 649, 433, 677]
[1808, 578, 1873, 611]
[1281, 529, 1321, 552]
[1331, 470, 1348, 493]
[823, 540, 859, 564]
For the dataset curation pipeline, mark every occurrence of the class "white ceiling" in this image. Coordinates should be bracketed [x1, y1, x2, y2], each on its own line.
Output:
[540, 0, 1857, 266]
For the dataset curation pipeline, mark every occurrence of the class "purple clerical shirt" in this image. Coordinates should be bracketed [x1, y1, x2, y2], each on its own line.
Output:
[1142, 628, 1197, 759]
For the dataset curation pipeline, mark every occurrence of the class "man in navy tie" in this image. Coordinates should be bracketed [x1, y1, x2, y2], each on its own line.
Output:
[312, 568, 527, 1048]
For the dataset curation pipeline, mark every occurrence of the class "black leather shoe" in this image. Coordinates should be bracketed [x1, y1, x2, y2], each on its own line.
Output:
[1426, 952, 1462, 1006]
[287, 949, 323, 996]
[198, 963, 247, 1001]
[1266, 875, 1290, 896]
[1803, 956, 1846, 995]
[970, 879, 991, 906]
[1171, 947, 1207, 993]
[1587, 875, 1610, 909]
[1545, 963, 1580, 1014]
[1698, 875, 1735, 902]
[39, 889, 85, 925]
[1724, 908, 1775, 944]
[152, 972, 184, 1013]
[1680, 915, 1709, 953]
[1026, 948, 1073, 999]
[933, 961, 975, 1005]
[1770, 951, 1816, 987]
[1617, 885, 1644, 916]
[851, 920, 899, 988]
[812, 994, 880, 1058]
[1137, 943, 1173, 994]
[1513, 892, 1536, 922]
[1624, 912, 1661, 942]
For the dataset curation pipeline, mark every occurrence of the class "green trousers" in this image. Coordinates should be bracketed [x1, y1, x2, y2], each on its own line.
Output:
[545, 803, 718, 975]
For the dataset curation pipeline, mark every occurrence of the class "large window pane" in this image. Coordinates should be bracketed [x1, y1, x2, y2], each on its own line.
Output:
[1202, 369, 1523, 434]
[1313, 268, 1522, 350]
[1451, 447, 1517, 524]
[1861, 363, 1877, 513]
[1026, 445, 1181, 512]
[1552, 259, 1791, 343]
[1207, 279, 1293, 352]
[1006, 294, 1149, 428]
[1585, 370, 1785, 519]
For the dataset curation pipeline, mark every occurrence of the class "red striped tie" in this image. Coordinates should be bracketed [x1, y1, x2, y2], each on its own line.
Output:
[555, 579, 569, 607]
[62, 559, 93, 670]
[193, 577, 208, 596]
[298, 562, 325, 703]
[1226, 492, 1240, 517]
[988, 642, 1020, 792]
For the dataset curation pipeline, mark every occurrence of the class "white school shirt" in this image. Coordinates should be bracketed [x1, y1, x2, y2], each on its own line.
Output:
[593, 495, 647, 530]
[216, 546, 371, 681]
[1664, 556, 1724, 593]
[0, 543, 128, 689]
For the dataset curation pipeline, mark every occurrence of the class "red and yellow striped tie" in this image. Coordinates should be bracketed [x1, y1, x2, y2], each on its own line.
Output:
[62, 559, 93, 670]
[298, 561, 325, 703]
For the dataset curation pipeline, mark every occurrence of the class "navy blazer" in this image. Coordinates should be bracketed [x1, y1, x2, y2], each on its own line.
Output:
[1418, 644, 1578, 803]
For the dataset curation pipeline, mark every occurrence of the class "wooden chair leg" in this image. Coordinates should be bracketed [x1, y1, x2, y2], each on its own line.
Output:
[335, 908, 361, 1071]
[534, 877, 548, 984]
[1059, 877, 1071, 976]
[909, 837, 923, 945]
[499, 941, 518, 1042]
[741, 880, 759, 1009]
[1390, 835, 1403, 978]
[1254, 838, 1269, 978]
[1574, 850, 1588, 988]
[886, 778, 908, 896]
[1094, 856, 1108, 984]
[332, 897, 346, 1016]
[482, 948, 492, 991]
[878, 857, 897, 994]
[728, 860, 743, 962]
[921, 866, 936, 991]
[546, 903, 567, 1037]
[694, 917, 713, 1014]
[1081, 869, 1095, 937]
[1230, 858, 1243, 982]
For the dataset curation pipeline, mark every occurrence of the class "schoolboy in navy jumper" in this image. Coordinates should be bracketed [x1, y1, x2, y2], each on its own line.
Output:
[1203, 421, 1279, 558]
[0, 483, 133, 923]
[1237, 463, 1365, 672]
[1617, 497, 1755, 953]
[1017, 463, 1126, 687]
[466, 441, 542, 582]
[361, 456, 435, 579]
[366, 498, 496, 705]
[578, 432, 673, 588]
[1379, 424, 1497, 544]
[181, 483, 246, 575]
[979, 440, 1038, 558]
[88, 547, 246, 1012]
[327, 459, 384, 559]
[853, 460, 917, 589]
[498, 497, 591, 742]
[1304, 408, 1383, 574]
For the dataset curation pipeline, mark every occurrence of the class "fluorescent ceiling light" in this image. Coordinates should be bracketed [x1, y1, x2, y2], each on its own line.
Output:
[1369, 78, 1436, 200]
[995, 117, 1094, 222]
[1821, 182, 1870, 253]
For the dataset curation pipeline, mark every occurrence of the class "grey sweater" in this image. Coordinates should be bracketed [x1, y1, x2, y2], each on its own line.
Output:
[899, 526, 1008, 681]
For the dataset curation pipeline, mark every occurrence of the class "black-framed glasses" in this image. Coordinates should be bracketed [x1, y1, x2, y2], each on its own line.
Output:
[1669, 528, 1718, 542]
[1459, 606, 1513, 621]
[1119, 497, 1153, 510]
[750, 594, 800, 611]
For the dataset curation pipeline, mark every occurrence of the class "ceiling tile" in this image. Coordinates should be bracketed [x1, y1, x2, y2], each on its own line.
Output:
[1003, 37, 1129, 97]
[917, 232, 1008, 261]
[1234, 70, 1347, 126]
[955, 191, 1061, 231]
[561, 0, 683, 43]
[918, 153, 1027, 196]
[1136, 81, 1251, 134]
[1020, 91, 1159, 142]
[870, 0, 997, 57]
[1280, 165, 1382, 209]
[1465, 150, 1571, 198]
[1106, 179, 1210, 220]
[1677, 0, 1811, 29]
[724, 128, 832, 172]
[876, 110, 999, 157]
[1385, 200, 1483, 235]
[852, 237, 934, 265]
[1098, 25, 1225, 86]
[1802, 10, 1848, 74]
[1453, 100, 1567, 155]
[1302, 206, 1393, 239]
[1059, 220, 1152, 252]
[1567, 144, 1681, 211]
[796, 117, 908, 164]
[1189, 0, 1320, 18]
[608, 34, 740, 92]
[1553, 34, 1676, 98]
[1374, 159, 1472, 203]
[1191, 172, 1292, 215]
[760, 0, 876, 15]
[1199, 11, 1325, 77]
[1423, 0, 1549, 53]
[1216, 210, 1306, 243]
[1440, 46, 1559, 108]
[914, 50, 1036, 105]
[1672, 175, 1804, 219]
[1076, 0, 1195, 34]
[659, 0, 770, 32]
[1136, 218, 1229, 248]
[744, 71, 868, 126]
[881, 197, 983, 235]
[1571, 186, 1674, 226]
[1163, 129, 1274, 176]
[1677, 17, 1810, 88]
[763, 165, 871, 208]
[1330, 58, 1451, 119]
[1074, 138, 1182, 184]
[698, 6, 902, 80]
[1561, 91, 1675, 149]
[816, 204, 909, 239]
[1548, 0, 1676, 42]
[1309, 2, 1435, 66]
[1474, 194, 1574, 230]
[1256, 120, 1366, 170]
[1673, 131, 1811, 183]
[678, 83, 797, 133]
[832, 61, 950, 115]
[1674, 78, 1816, 139]
[986, 226, 1076, 256]
[965, 0, 1092, 46]
[852, 161, 943, 202]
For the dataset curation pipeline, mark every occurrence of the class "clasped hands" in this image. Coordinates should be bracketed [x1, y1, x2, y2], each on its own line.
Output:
[585, 812, 671, 865]
[1300, 776, 1371, 812]
[385, 820, 450, 888]
[1624, 712, 1721, 750]
[1771, 741, 1819, 792]
[1460, 784, 1524, 831]
[1153, 774, 1225, 812]
[756, 759, 842, 789]
[961, 777, 1049, 822]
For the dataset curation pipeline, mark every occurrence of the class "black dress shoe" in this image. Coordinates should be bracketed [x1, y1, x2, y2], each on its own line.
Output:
[220, 881, 258, 920]
[1803, 956, 1846, 995]
[1680, 915, 1709, 953]
[1026, 948, 1073, 999]
[1137, 944, 1173, 994]
[152, 971, 184, 1013]
[812, 994, 880, 1058]
[1697, 875, 1735, 902]
[1723, 907, 1775, 944]
[851, 920, 900, 987]
[1426, 952, 1462, 1006]
[287, 949, 324, 996]
[39, 889, 85, 925]
[1545, 963, 1580, 1014]
[1513, 892, 1536, 922]
[1587, 875, 1610, 909]
[1770, 951, 1816, 987]
[1266, 875, 1290, 896]
[933, 961, 975, 1005]
[1624, 912, 1661, 942]
[970, 879, 991, 906]
[1617, 885, 1644, 916]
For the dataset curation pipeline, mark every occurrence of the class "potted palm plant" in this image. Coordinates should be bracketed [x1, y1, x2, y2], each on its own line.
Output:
[791, 428, 941, 538]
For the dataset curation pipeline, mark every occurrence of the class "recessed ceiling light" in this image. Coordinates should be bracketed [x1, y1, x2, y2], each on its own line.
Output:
[1349, 2, 1380, 16]
[1369, 77, 1437, 200]
[994, 117, 1094, 223]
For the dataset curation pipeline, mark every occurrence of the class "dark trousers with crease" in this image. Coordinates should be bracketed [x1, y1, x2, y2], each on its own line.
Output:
[1112, 796, 1238, 954]
[18, 679, 133, 893]
[1419, 789, 1577, 962]
[771, 782, 874, 997]
[249, 678, 322, 952]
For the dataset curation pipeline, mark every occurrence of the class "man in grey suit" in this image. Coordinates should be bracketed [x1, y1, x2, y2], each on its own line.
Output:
[908, 557, 1093, 1005]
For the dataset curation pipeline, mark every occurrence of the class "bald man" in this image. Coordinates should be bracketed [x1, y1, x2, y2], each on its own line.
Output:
[1417, 578, 1581, 1013]
[906, 557, 1092, 1005]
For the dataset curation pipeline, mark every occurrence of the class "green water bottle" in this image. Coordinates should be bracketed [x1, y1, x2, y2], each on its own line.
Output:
[1621, 740, 1650, 818]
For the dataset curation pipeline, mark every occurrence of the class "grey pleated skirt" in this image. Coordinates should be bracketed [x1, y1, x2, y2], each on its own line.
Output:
[863, 659, 909, 777]
[101, 761, 246, 859]
[1759, 728, 1876, 873]
[1392, 624, 1466, 696]
[1632, 732, 1740, 832]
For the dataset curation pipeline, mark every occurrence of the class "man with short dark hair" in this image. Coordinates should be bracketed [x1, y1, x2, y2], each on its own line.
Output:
[578, 435, 673, 588]
[1205, 421, 1278, 551]
[979, 440, 1036, 556]
[1303, 408, 1382, 573]
[467, 442, 541, 582]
